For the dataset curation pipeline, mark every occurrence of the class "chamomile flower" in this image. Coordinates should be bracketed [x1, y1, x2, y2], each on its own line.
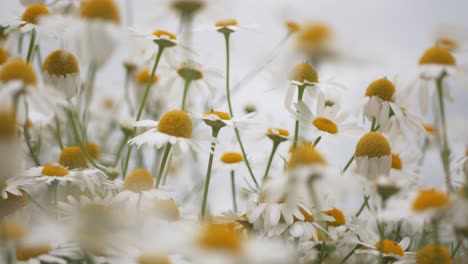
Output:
[42, 49, 81, 99]
[434, 24, 468, 52]
[0, 58, 38, 87]
[209, 18, 258, 33]
[354, 235, 412, 260]
[0, 4, 50, 34]
[129, 27, 179, 51]
[191, 109, 255, 129]
[354, 132, 392, 180]
[14, 243, 78, 264]
[295, 21, 334, 62]
[1, 176, 35, 199]
[129, 109, 201, 155]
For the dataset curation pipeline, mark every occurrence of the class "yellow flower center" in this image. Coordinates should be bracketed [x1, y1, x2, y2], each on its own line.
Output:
[267, 128, 289, 137]
[157, 110, 192, 138]
[16, 244, 52, 261]
[437, 38, 459, 51]
[0, 111, 17, 139]
[41, 164, 69, 177]
[177, 66, 203, 81]
[204, 110, 231, 120]
[152, 30, 177, 40]
[355, 132, 391, 158]
[374, 239, 404, 256]
[0, 59, 37, 85]
[137, 251, 171, 264]
[0, 47, 9, 65]
[423, 123, 436, 134]
[419, 46, 456, 66]
[135, 68, 158, 85]
[416, 244, 451, 264]
[290, 63, 318, 83]
[294, 206, 314, 222]
[154, 199, 180, 221]
[365, 77, 396, 101]
[285, 21, 300, 33]
[289, 141, 326, 169]
[322, 208, 346, 227]
[412, 188, 450, 212]
[296, 22, 332, 53]
[171, 0, 205, 15]
[58, 146, 88, 169]
[21, 4, 50, 25]
[124, 168, 154, 192]
[215, 19, 238, 27]
[312, 117, 338, 134]
[80, 0, 120, 23]
[0, 221, 29, 241]
[221, 152, 244, 164]
[391, 154, 402, 170]
[43, 50, 79, 76]
[197, 223, 243, 254]
[86, 142, 100, 160]
[0, 190, 29, 216]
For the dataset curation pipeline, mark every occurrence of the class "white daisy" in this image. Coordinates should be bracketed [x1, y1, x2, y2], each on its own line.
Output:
[353, 231, 412, 261]
[190, 109, 255, 129]
[42, 49, 81, 100]
[434, 24, 468, 53]
[0, 3, 51, 34]
[354, 132, 392, 180]
[196, 18, 258, 33]
[1, 176, 35, 199]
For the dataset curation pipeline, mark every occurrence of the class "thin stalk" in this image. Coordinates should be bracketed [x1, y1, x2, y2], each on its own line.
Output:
[161, 151, 173, 185]
[342, 155, 355, 173]
[35, 44, 43, 71]
[26, 29, 36, 63]
[313, 136, 322, 146]
[113, 135, 128, 167]
[223, 32, 259, 189]
[181, 79, 192, 110]
[83, 62, 97, 127]
[355, 195, 370, 217]
[124, 69, 134, 115]
[55, 117, 64, 150]
[435, 73, 452, 191]
[451, 239, 463, 259]
[293, 85, 306, 148]
[155, 144, 172, 188]
[49, 180, 59, 218]
[230, 170, 238, 212]
[262, 142, 279, 183]
[123, 46, 165, 177]
[340, 245, 359, 264]
[23, 100, 40, 165]
[200, 127, 221, 219]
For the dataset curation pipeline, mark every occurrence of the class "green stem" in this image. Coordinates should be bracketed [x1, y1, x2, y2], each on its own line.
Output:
[451, 239, 463, 259]
[23, 100, 40, 166]
[293, 85, 306, 148]
[155, 144, 172, 188]
[355, 195, 370, 217]
[200, 127, 221, 219]
[161, 151, 173, 185]
[181, 79, 192, 111]
[222, 32, 259, 189]
[262, 142, 279, 183]
[113, 135, 128, 167]
[124, 69, 134, 115]
[313, 136, 322, 146]
[123, 46, 165, 177]
[340, 245, 359, 264]
[342, 155, 355, 173]
[230, 170, 238, 212]
[26, 29, 36, 63]
[435, 73, 452, 191]
[35, 44, 43, 71]
[55, 117, 64, 150]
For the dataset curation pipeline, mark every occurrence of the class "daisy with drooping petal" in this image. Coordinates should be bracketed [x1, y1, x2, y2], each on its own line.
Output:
[354, 132, 392, 180]
[42, 49, 81, 99]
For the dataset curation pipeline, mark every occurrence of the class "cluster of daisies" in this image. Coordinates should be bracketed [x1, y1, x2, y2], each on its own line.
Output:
[0, 0, 467, 263]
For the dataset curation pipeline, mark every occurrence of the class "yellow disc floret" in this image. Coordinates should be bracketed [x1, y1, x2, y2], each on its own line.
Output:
[152, 30, 177, 40]
[80, 0, 120, 23]
[124, 168, 154, 192]
[365, 77, 395, 101]
[16, 244, 52, 261]
[391, 154, 402, 170]
[0, 111, 17, 139]
[291, 63, 318, 83]
[21, 4, 49, 25]
[43, 50, 79, 76]
[355, 132, 391, 158]
[157, 110, 192, 138]
[419, 46, 456, 66]
[295, 206, 314, 222]
[0, 47, 9, 65]
[41, 164, 69, 177]
[215, 19, 238, 27]
[0, 59, 37, 85]
[154, 199, 180, 221]
[289, 141, 326, 169]
[267, 128, 289, 137]
[374, 239, 404, 256]
[137, 251, 171, 264]
[135, 68, 158, 85]
[412, 188, 450, 212]
[0, 221, 29, 241]
[58, 146, 88, 169]
[416, 244, 451, 264]
[197, 223, 243, 254]
[285, 21, 300, 33]
[221, 152, 244, 164]
[323, 208, 346, 227]
[204, 110, 231, 120]
[296, 22, 332, 54]
[313, 117, 338, 134]
[86, 142, 100, 160]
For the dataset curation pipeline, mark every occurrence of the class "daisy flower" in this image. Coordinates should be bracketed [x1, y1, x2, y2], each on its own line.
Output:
[294, 21, 335, 62]
[110, 250, 189, 264]
[354, 233, 412, 261]
[191, 109, 255, 129]
[0, 4, 50, 34]
[434, 24, 468, 53]
[0, 58, 38, 88]
[393, 243, 452, 264]
[130, 28, 179, 49]
[199, 18, 258, 33]
[354, 132, 392, 180]
[42, 49, 81, 99]
[0, 176, 35, 199]
[129, 109, 201, 155]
